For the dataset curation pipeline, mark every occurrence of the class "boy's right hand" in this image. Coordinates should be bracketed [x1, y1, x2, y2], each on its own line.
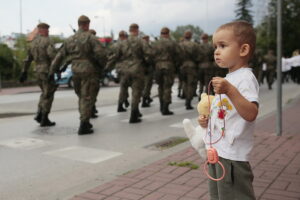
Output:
[198, 115, 208, 128]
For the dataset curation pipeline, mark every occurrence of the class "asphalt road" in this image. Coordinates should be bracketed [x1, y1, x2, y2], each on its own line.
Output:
[0, 81, 300, 200]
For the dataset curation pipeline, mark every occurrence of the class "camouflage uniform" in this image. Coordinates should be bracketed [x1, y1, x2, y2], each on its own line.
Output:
[152, 28, 181, 115]
[106, 34, 130, 112]
[106, 24, 152, 123]
[197, 40, 215, 96]
[263, 50, 276, 90]
[88, 29, 102, 118]
[179, 32, 199, 110]
[20, 23, 57, 127]
[50, 16, 106, 134]
[142, 35, 154, 107]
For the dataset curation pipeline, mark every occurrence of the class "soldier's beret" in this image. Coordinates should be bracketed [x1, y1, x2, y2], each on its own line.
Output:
[78, 15, 90, 24]
[201, 33, 209, 39]
[184, 30, 192, 37]
[119, 30, 127, 37]
[160, 27, 170, 34]
[37, 23, 50, 29]
[129, 23, 139, 30]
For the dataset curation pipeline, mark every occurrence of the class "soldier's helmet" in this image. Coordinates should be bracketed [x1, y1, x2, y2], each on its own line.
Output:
[89, 29, 96, 35]
[78, 15, 90, 25]
[37, 23, 50, 29]
[160, 27, 170, 35]
[184, 30, 192, 39]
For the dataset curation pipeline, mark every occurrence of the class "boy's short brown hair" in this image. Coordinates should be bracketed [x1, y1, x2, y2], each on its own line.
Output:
[217, 20, 256, 59]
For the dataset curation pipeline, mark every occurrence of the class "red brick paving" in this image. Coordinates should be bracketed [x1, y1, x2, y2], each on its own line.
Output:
[71, 99, 300, 200]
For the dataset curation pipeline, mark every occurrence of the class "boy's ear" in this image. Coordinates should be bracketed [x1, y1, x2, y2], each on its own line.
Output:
[240, 44, 250, 57]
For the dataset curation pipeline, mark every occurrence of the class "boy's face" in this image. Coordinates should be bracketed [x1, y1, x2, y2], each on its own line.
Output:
[213, 29, 245, 71]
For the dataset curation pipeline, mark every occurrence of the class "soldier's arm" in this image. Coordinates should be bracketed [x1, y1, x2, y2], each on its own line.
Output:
[22, 49, 33, 73]
[49, 44, 67, 75]
[90, 35, 107, 67]
[105, 43, 121, 71]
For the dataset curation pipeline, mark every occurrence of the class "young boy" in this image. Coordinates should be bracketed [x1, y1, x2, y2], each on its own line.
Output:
[198, 21, 259, 200]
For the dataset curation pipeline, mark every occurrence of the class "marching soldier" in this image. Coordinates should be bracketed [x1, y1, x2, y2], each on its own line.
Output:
[19, 22, 57, 127]
[197, 33, 215, 97]
[50, 15, 107, 135]
[263, 49, 276, 90]
[106, 30, 130, 112]
[88, 29, 101, 118]
[141, 35, 154, 107]
[152, 27, 181, 115]
[179, 30, 199, 110]
[105, 23, 152, 123]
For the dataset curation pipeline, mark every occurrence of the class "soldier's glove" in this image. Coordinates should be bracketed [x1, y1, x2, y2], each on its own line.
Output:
[182, 119, 207, 160]
[19, 72, 27, 83]
[47, 74, 55, 82]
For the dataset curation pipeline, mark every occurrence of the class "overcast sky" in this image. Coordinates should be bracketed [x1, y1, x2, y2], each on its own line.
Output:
[0, 0, 267, 38]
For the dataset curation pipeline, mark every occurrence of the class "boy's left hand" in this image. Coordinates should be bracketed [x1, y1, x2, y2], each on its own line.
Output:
[212, 77, 233, 94]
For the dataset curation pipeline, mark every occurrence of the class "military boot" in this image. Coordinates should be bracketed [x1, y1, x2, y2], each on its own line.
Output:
[40, 112, 56, 127]
[137, 107, 143, 117]
[186, 99, 194, 110]
[177, 88, 182, 98]
[78, 121, 94, 135]
[129, 109, 142, 123]
[117, 102, 127, 112]
[162, 103, 174, 115]
[93, 105, 98, 113]
[159, 99, 164, 112]
[124, 99, 130, 108]
[34, 109, 42, 123]
[141, 97, 150, 107]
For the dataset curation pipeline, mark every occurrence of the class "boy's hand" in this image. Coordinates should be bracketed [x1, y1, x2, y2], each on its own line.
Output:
[212, 77, 233, 94]
[198, 115, 208, 128]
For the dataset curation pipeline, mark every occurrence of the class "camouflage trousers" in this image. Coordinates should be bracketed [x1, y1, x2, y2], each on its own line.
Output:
[118, 72, 130, 104]
[181, 67, 198, 101]
[91, 73, 101, 107]
[143, 72, 153, 98]
[73, 72, 99, 121]
[120, 71, 144, 110]
[36, 72, 58, 113]
[155, 68, 175, 104]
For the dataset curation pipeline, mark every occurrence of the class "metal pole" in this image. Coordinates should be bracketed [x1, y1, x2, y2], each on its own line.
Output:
[20, 0, 22, 33]
[276, 0, 282, 136]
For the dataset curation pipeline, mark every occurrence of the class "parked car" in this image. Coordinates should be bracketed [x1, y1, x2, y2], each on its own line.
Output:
[55, 65, 119, 88]
[55, 65, 74, 88]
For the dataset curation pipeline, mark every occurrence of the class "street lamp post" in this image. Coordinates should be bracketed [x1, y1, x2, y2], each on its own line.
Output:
[276, 0, 282, 136]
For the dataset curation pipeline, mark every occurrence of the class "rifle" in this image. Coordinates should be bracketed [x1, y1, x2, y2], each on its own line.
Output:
[69, 24, 76, 33]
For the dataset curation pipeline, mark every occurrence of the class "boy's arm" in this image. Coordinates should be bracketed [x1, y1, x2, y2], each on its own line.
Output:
[212, 77, 258, 122]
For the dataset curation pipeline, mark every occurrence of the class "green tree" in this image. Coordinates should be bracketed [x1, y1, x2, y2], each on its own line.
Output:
[171, 25, 204, 42]
[0, 44, 16, 80]
[235, 0, 253, 24]
[256, 0, 300, 56]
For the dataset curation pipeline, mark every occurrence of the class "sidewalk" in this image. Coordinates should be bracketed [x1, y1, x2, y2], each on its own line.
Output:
[69, 96, 300, 200]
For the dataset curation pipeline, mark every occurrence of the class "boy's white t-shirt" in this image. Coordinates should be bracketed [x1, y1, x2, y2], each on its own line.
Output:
[206, 67, 259, 162]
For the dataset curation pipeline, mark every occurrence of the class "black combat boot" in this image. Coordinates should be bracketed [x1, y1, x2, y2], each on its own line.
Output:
[162, 103, 174, 115]
[40, 112, 56, 127]
[78, 121, 94, 135]
[93, 105, 98, 113]
[129, 109, 142, 123]
[34, 109, 42, 123]
[177, 88, 182, 98]
[124, 99, 130, 108]
[137, 107, 143, 117]
[91, 111, 98, 118]
[117, 102, 127, 112]
[141, 97, 150, 107]
[186, 99, 194, 110]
